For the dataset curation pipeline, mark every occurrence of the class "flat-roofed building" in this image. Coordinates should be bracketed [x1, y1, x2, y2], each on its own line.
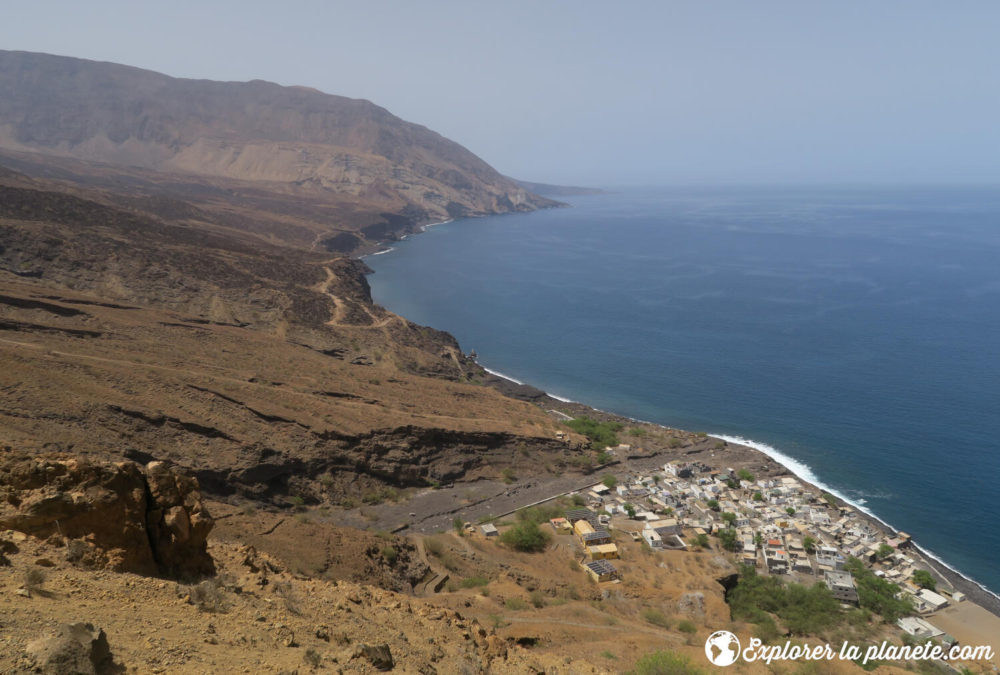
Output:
[584, 559, 620, 583]
[588, 543, 620, 560]
[824, 570, 858, 604]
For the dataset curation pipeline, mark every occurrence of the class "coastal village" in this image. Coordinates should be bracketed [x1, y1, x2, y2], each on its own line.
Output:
[483, 443, 976, 652]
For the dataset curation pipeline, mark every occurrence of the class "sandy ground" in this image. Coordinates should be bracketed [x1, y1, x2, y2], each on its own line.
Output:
[926, 601, 1000, 668]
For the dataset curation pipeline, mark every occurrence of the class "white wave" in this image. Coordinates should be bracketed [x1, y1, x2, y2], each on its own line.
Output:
[363, 247, 395, 258]
[709, 432, 1000, 603]
[480, 366, 577, 402]
[420, 218, 454, 232]
[481, 366, 525, 385]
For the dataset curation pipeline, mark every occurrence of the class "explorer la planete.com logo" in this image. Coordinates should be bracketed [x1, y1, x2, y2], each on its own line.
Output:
[705, 630, 741, 666]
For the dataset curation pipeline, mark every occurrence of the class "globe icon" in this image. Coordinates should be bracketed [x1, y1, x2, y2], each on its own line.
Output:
[704, 630, 741, 667]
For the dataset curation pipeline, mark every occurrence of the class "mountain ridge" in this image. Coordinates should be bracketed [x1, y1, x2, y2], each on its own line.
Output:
[0, 49, 560, 252]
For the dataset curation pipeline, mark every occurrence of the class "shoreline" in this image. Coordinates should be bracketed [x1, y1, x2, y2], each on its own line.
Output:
[473, 363, 1000, 620]
[359, 206, 1000, 621]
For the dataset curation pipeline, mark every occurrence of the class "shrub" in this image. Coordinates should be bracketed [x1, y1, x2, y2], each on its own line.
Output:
[597, 451, 612, 465]
[737, 468, 754, 482]
[273, 580, 303, 616]
[188, 578, 229, 613]
[677, 619, 697, 634]
[303, 648, 322, 668]
[845, 557, 914, 622]
[530, 590, 546, 608]
[912, 570, 936, 591]
[706, 499, 720, 511]
[501, 467, 516, 484]
[694, 533, 710, 549]
[726, 566, 843, 636]
[505, 597, 528, 610]
[460, 576, 489, 588]
[602, 474, 618, 489]
[668, 437, 683, 448]
[424, 537, 444, 557]
[516, 503, 566, 526]
[631, 650, 703, 675]
[640, 607, 671, 629]
[565, 416, 624, 450]
[500, 521, 551, 553]
[717, 528, 739, 552]
[24, 568, 46, 592]
[452, 516, 465, 535]
[362, 487, 399, 505]
[381, 546, 398, 565]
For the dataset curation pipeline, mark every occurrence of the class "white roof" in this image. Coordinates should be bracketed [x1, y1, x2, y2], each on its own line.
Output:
[917, 588, 949, 607]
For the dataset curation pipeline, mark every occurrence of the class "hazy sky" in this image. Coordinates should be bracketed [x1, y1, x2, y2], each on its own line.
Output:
[4, 1, 1000, 186]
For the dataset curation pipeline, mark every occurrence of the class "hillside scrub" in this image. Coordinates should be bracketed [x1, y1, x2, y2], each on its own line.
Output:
[499, 521, 551, 553]
[565, 416, 624, 450]
[844, 557, 914, 622]
[726, 565, 842, 636]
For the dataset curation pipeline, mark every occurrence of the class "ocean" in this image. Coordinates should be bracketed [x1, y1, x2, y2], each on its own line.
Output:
[365, 186, 1000, 595]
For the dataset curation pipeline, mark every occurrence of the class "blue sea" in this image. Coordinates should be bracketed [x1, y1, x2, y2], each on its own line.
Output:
[366, 186, 1000, 595]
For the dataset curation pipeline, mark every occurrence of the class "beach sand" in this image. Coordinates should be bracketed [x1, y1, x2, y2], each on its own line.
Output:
[927, 601, 1000, 668]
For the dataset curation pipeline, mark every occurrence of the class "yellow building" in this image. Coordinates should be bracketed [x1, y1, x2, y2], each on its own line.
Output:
[587, 543, 620, 560]
[574, 519, 595, 540]
[583, 559, 620, 583]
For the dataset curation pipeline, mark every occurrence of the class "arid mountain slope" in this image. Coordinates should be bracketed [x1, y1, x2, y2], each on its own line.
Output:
[0, 50, 560, 252]
[0, 168, 586, 506]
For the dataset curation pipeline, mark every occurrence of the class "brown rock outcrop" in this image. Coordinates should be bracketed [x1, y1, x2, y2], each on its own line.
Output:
[25, 622, 121, 675]
[0, 449, 213, 577]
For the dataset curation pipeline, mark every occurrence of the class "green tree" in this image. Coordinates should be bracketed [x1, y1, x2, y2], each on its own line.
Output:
[717, 528, 739, 552]
[602, 474, 618, 489]
[499, 521, 551, 553]
[624, 503, 637, 519]
[694, 533, 710, 549]
[785, 507, 796, 516]
[721, 512, 737, 526]
[753, 492, 764, 502]
[737, 469, 754, 483]
[876, 543, 894, 561]
[803, 536, 816, 553]
[912, 570, 936, 591]
[706, 499, 720, 511]
[452, 516, 465, 535]
[845, 557, 914, 622]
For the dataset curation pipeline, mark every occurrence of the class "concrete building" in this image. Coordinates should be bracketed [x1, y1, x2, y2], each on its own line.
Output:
[824, 570, 858, 604]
